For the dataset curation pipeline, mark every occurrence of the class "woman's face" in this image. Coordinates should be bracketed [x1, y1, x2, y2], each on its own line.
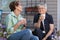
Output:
[15, 4, 22, 12]
[38, 6, 47, 14]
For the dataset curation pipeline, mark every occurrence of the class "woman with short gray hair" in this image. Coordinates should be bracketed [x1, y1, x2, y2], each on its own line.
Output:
[33, 4, 54, 40]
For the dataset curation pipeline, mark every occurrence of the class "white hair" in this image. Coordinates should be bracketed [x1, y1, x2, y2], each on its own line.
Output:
[38, 4, 47, 9]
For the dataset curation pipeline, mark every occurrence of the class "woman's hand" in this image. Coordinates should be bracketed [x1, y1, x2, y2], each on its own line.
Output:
[18, 18, 27, 25]
[14, 18, 27, 31]
[39, 14, 45, 21]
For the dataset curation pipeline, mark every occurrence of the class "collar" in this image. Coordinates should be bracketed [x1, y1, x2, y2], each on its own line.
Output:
[11, 11, 21, 18]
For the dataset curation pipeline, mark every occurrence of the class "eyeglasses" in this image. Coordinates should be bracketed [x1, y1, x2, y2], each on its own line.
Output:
[38, 8, 45, 9]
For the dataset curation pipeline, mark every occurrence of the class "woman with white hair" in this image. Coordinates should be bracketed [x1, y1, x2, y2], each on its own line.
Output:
[33, 4, 54, 40]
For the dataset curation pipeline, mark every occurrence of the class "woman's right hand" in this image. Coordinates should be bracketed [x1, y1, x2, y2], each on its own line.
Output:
[39, 15, 45, 21]
[14, 18, 27, 31]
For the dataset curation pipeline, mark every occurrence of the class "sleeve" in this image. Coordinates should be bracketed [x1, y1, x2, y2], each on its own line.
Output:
[33, 15, 39, 24]
[49, 15, 54, 24]
[5, 15, 14, 34]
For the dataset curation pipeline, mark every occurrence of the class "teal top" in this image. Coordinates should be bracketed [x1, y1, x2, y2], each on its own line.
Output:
[5, 12, 24, 38]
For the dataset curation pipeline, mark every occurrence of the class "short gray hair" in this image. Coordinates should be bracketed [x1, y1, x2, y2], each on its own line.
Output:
[38, 4, 47, 9]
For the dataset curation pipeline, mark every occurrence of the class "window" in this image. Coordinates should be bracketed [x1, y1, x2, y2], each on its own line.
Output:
[24, 0, 47, 15]
[0, 0, 46, 12]
[0, 0, 15, 12]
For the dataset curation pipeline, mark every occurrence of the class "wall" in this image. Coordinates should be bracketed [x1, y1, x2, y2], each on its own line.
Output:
[47, 0, 57, 28]
[57, 0, 60, 31]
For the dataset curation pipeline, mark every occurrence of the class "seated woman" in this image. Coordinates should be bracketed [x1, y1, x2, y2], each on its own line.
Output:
[5, 1, 39, 40]
[33, 4, 54, 40]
